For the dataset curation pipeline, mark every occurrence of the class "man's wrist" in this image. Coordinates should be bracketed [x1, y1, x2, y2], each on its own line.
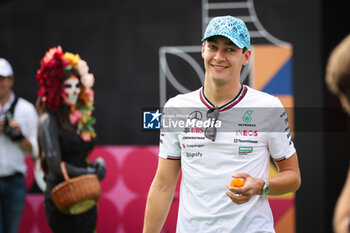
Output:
[261, 178, 270, 195]
[256, 178, 265, 195]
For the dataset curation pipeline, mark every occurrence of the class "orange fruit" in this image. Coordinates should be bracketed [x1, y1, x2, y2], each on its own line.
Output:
[230, 178, 245, 188]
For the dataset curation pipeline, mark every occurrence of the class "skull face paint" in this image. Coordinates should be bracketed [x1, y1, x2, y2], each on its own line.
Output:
[63, 75, 81, 106]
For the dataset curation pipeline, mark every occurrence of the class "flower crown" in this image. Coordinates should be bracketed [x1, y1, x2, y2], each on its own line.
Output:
[36, 46, 96, 141]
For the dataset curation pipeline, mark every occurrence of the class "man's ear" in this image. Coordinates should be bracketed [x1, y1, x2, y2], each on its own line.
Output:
[243, 50, 252, 66]
[9, 76, 14, 87]
[202, 43, 205, 59]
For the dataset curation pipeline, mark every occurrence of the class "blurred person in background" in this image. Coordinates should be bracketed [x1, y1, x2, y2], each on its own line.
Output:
[325, 34, 350, 233]
[36, 46, 105, 233]
[0, 58, 38, 233]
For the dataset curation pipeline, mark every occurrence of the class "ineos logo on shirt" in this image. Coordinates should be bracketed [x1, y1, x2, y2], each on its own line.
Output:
[236, 130, 258, 136]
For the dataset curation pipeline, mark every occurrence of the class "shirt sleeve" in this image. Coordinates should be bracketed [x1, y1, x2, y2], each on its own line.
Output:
[16, 99, 39, 158]
[267, 98, 296, 161]
[158, 99, 181, 160]
[159, 132, 181, 160]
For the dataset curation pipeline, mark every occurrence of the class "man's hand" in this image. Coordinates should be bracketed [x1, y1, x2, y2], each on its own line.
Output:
[4, 119, 24, 142]
[8, 119, 22, 131]
[225, 173, 264, 205]
[3, 119, 32, 154]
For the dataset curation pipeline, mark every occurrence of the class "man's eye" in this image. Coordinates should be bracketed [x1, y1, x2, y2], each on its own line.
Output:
[64, 84, 71, 88]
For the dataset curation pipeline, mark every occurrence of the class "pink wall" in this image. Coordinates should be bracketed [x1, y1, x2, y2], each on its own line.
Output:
[20, 146, 293, 233]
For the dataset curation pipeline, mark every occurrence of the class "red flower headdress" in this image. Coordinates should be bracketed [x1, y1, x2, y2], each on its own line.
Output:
[36, 46, 65, 112]
[36, 46, 96, 141]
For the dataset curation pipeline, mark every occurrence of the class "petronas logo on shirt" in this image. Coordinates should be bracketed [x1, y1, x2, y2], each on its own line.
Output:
[242, 110, 253, 123]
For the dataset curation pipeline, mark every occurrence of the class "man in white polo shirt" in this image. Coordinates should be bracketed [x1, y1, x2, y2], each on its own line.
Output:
[143, 16, 301, 233]
[0, 58, 38, 233]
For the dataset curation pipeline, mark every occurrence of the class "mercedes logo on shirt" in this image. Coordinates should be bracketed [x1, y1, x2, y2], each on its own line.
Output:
[189, 111, 203, 120]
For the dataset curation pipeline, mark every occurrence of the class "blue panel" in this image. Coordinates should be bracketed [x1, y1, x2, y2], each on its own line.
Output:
[262, 58, 293, 95]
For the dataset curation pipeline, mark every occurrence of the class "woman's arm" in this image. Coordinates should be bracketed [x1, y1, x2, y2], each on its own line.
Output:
[38, 113, 104, 179]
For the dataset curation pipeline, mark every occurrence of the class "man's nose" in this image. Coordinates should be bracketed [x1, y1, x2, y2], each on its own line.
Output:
[214, 49, 225, 62]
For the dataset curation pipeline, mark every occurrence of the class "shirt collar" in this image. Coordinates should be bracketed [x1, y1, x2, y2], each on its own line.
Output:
[199, 85, 247, 112]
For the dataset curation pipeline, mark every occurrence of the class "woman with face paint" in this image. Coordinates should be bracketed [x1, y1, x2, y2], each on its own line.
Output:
[63, 71, 81, 107]
[35, 46, 105, 233]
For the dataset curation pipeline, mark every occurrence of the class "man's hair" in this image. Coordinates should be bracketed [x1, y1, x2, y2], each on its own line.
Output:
[326, 35, 350, 100]
[205, 37, 248, 53]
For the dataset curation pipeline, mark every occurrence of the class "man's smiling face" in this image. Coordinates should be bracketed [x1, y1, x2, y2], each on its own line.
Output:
[202, 36, 250, 85]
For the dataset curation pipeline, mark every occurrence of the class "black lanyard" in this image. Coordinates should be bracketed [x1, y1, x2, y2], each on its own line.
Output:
[5, 96, 19, 120]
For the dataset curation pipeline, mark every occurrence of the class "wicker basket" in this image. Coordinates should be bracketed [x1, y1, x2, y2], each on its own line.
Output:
[50, 162, 101, 215]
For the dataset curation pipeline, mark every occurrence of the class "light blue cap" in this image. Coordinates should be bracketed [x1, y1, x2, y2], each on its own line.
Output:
[202, 16, 250, 49]
[0, 58, 13, 77]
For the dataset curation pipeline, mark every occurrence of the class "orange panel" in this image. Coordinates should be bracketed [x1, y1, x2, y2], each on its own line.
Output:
[252, 45, 292, 91]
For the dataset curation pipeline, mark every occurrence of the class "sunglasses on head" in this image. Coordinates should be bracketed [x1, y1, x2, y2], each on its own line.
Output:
[204, 106, 219, 141]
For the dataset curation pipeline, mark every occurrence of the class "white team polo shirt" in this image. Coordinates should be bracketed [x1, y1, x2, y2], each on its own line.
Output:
[159, 85, 295, 233]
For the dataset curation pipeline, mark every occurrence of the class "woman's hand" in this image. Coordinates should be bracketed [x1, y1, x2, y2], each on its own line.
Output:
[90, 157, 106, 180]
